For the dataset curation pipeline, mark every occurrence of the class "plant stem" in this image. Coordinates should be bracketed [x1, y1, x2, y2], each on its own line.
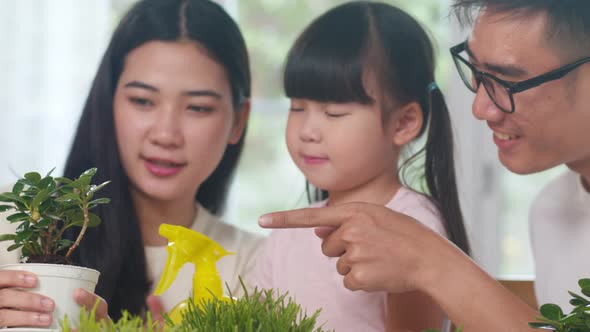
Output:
[66, 201, 88, 259]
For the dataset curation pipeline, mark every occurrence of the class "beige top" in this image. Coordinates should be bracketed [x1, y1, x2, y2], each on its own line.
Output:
[0, 197, 264, 312]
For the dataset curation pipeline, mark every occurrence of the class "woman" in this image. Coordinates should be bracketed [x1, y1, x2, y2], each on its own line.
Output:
[0, 0, 263, 327]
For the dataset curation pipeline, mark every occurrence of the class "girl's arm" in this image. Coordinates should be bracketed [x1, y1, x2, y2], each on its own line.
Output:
[386, 291, 445, 332]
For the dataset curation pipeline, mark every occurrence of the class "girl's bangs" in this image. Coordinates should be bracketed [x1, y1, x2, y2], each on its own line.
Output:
[283, 10, 374, 105]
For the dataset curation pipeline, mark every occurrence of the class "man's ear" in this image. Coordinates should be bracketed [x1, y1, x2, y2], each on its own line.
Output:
[228, 99, 251, 144]
[390, 101, 423, 146]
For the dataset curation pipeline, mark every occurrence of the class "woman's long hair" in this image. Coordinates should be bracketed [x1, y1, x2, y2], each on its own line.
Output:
[63, 0, 251, 318]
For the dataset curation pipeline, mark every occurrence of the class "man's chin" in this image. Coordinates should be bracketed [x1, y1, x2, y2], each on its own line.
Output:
[499, 155, 553, 175]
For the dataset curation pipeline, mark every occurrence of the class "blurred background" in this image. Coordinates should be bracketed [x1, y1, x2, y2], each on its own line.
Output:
[0, 0, 565, 279]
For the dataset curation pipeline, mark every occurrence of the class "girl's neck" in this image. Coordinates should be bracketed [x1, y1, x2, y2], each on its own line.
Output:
[131, 189, 198, 246]
[327, 172, 402, 207]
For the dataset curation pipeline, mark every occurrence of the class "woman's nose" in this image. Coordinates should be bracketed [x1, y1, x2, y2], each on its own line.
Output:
[148, 107, 184, 148]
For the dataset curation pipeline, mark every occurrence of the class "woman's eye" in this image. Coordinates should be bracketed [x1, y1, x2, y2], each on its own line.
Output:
[129, 97, 153, 107]
[325, 112, 349, 118]
[188, 105, 214, 113]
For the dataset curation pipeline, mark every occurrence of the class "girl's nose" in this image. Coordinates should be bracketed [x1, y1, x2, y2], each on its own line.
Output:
[299, 112, 321, 143]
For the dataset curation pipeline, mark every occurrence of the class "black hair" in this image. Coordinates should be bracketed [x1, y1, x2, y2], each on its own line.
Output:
[284, 1, 470, 255]
[63, 0, 250, 319]
[452, 0, 590, 57]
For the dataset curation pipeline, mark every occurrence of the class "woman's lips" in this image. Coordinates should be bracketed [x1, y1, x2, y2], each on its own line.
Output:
[143, 157, 185, 177]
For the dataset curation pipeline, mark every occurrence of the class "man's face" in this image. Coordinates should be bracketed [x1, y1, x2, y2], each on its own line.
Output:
[468, 10, 590, 176]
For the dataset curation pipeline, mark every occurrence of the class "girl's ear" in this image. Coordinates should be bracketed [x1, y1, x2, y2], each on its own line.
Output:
[390, 101, 423, 146]
[228, 99, 251, 144]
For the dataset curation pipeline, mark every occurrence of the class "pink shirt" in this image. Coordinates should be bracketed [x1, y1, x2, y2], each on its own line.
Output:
[250, 187, 448, 332]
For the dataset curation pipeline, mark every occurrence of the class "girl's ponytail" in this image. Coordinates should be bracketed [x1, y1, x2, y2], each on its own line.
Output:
[423, 86, 471, 255]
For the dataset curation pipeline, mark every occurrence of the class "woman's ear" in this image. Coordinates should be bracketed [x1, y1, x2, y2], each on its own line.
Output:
[228, 99, 251, 144]
[390, 101, 423, 146]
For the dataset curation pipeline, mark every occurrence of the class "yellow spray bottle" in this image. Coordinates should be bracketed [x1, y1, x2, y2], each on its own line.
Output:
[153, 223, 233, 323]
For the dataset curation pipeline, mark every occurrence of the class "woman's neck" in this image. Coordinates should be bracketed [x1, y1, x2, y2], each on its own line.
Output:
[131, 189, 198, 246]
[327, 171, 402, 207]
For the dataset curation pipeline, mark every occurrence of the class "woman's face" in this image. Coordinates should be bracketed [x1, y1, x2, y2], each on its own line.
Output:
[113, 41, 248, 202]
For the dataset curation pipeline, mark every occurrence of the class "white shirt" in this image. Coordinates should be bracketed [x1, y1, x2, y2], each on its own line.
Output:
[530, 170, 590, 310]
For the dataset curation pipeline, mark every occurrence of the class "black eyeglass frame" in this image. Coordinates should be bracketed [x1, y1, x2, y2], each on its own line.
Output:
[450, 41, 590, 113]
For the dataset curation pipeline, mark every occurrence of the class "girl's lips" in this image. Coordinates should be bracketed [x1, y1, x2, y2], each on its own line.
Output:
[144, 158, 185, 177]
[302, 155, 329, 165]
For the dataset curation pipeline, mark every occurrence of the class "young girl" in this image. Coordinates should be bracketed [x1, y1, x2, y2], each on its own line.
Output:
[0, 0, 263, 326]
[251, 2, 470, 331]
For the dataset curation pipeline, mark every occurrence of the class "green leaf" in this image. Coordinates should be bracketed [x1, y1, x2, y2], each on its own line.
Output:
[33, 218, 51, 228]
[528, 322, 558, 328]
[24, 172, 42, 185]
[7, 212, 30, 223]
[12, 182, 24, 194]
[540, 304, 564, 321]
[15, 228, 34, 242]
[81, 168, 97, 178]
[55, 177, 73, 184]
[581, 286, 590, 298]
[7, 243, 23, 252]
[0, 234, 16, 242]
[0, 192, 27, 205]
[579, 279, 590, 289]
[38, 176, 55, 190]
[31, 189, 50, 210]
[57, 239, 74, 251]
[0, 205, 14, 212]
[55, 193, 81, 203]
[69, 212, 101, 228]
[87, 181, 110, 196]
[89, 198, 110, 205]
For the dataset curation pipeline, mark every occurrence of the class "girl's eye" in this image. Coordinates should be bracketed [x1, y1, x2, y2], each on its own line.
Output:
[289, 107, 304, 112]
[129, 97, 153, 107]
[188, 105, 214, 113]
[325, 112, 349, 118]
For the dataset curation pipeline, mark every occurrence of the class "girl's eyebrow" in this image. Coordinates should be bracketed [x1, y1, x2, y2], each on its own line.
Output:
[123, 80, 222, 99]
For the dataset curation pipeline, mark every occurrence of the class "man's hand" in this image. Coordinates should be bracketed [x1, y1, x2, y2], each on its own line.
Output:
[258, 202, 451, 294]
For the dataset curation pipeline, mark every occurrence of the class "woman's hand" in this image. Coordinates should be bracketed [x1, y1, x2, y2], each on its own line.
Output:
[0, 270, 54, 328]
[73, 288, 109, 321]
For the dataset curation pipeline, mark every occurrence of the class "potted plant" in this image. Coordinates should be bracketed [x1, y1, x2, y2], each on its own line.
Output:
[61, 281, 330, 332]
[0, 168, 110, 331]
[529, 278, 590, 331]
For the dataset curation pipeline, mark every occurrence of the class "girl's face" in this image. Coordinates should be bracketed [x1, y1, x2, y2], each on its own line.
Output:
[286, 98, 400, 194]
[113, 41, 247, 202]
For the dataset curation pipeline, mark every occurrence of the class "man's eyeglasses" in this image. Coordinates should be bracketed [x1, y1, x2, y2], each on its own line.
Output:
[450, 41, 590, 113]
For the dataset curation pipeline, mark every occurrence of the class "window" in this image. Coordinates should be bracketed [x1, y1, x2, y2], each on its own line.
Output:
[1, 0, 558, 279]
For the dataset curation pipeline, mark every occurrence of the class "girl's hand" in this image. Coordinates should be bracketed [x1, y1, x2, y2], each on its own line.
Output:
[73, 288, 109, 321]
[0, 270, 54, 328]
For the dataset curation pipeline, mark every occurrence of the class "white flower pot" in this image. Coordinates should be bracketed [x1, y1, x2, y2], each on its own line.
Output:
[0, 263, 100, 331]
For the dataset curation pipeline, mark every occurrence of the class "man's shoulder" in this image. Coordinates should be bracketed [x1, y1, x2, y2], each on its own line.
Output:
[531, 170, 579, 211]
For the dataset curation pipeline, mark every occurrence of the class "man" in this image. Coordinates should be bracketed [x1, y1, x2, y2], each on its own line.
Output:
[451, 0, 590, 311]
[258, 1, 590, 331]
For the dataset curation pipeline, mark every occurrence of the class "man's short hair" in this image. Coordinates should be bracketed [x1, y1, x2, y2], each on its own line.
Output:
[451, 0, 590, 58]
